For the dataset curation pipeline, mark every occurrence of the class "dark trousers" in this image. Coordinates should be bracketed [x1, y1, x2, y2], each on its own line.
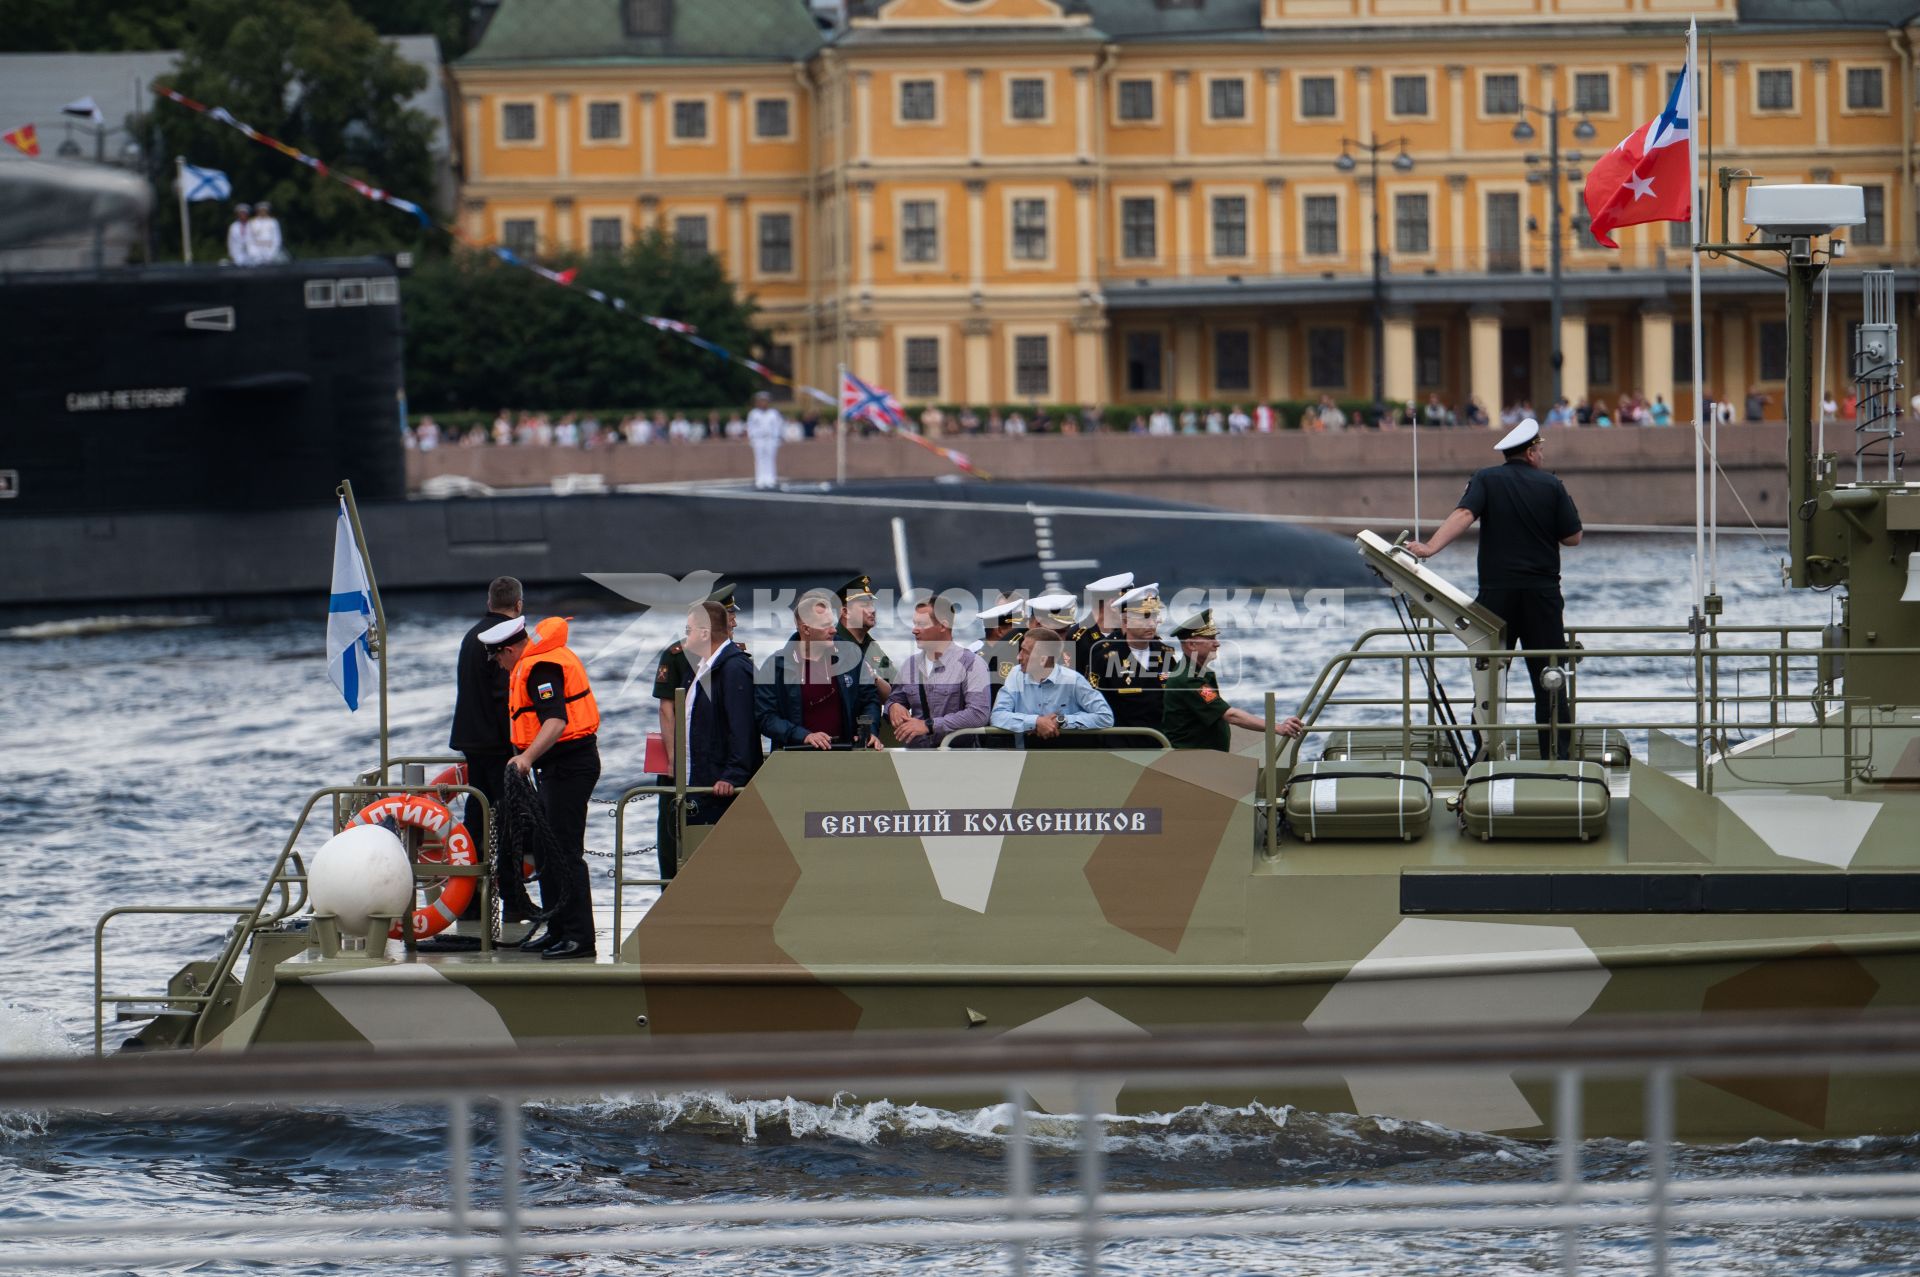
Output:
[533, 739, 600, 948]
[654, 782, 679, 880]
[459, 750, 510, 920]
[1476, 587, 1573, 761]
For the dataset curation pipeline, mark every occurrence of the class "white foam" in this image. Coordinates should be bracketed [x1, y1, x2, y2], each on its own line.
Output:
[0, 615, 212, 641]
[0, 1001, 73, 1059]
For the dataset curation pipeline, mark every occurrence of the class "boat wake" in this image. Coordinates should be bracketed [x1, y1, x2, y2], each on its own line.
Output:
[0, 615, 212, 641]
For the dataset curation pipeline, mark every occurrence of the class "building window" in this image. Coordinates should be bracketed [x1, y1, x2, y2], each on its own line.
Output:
[1846, 66, 1885, 110]
[1670, 202, 1694, 247]
[1573, 73, 1610, 114]
[1415, 326, 1443, 389]
[1009, 77, 1047, 121]
[1211, 195, 1248, 259]
[1299, 75, 1337, 119]
[754, 98, 790, 139]
[1482, 73, 1521, 115]
[1586, 322, 1614, 385]
[672, 99, 707, 139]
[1393, 192, 1429, 254]
[1214, 329, 1252, 392]
[1303, 194, 1340, 256]
[1307, 327, 1347, 389]
[1121, 197, 1157, 260]
[1117, 79, 1155, 121]
[1209, 77, 1246, 121]
[905, 337, 940, 399]
[899, 79, 937, 122]
[672, 214, 708, 254]
[901, 200, 938, 263]
[623, 0, 670, 37]
[1011, 198, 1048, 261]
[1014, 334, 1050, 397]
[502, 219, 537, 254]
[1859, 184, 1886, 245]
[758, 212, 793, 274]
[587, 101, 622, 140]
[1756, 68, 1794, 111]
[763, 343, 794, 402]
[1673, 321, 1693, 384]
[589, 217, 623, 255]
[1758, 320, 1788, 382]
[1391, 75, 1428, 117]
[501, 103, 536, 142]
[1486, 191, 1521, 272]
[1124, 331, 1163, 393]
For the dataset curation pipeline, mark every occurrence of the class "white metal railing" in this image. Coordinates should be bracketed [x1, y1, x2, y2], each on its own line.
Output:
[4, 1014, 1919, 1275]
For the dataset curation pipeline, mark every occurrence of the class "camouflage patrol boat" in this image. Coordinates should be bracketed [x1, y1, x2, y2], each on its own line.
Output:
[104, 186, 1920, 1141]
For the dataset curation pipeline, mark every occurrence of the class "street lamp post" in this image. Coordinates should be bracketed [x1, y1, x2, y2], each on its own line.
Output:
[1336, 136, 1414, 424]
[1512, 102, 1595, 411]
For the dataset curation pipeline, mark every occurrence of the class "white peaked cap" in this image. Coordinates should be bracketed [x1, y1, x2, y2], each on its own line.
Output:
[1084, 571, 1134, 594]
[1495, 418, 1541, 452]
[976, 598, 1025, 622]
[1115, 582, 1161, 608]
[478, 616, 528, 646]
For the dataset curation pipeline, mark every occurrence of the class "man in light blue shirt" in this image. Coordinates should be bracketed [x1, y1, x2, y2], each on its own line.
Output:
[991, 626, 1113, 746]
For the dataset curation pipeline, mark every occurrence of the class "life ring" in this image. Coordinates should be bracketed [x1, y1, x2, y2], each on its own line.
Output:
[428, 763, 535, 883]
[348, 794, 477, 939]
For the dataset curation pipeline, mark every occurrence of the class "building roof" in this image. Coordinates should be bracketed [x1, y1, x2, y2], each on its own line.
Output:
[1085, 0, 1263, 40]
[0, 40, 452, 165]
[462, 0, 824, 66]
[1738, 1, 1920, 28]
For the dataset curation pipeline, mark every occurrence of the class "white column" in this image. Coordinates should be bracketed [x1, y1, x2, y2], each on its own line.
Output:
[1813, 59, 1831, 149]
[967, 179, 986, 293]
[1469, 306, 1502, 421]
[1074, 178, 1095, 289]
[1383, 307, 1415, 405]
[965, 318, 992, 404]
[1172, 70, 1190, 157]
[1447, 66, 1465, 155]
[727, 194, 745, 281]
[1639, 304, 1675, 409]
[1172, 179, 1193, 276]
[1559, 309, 1589, 407]
[1448, 174, 1466, 273]
[967, 70, 984, 165]
[1355, 66, 1372, 137]
[1264, 321, 1292, 401]
[1264, 69, 1281, 161]
[553, 93, 571, 181]
[464, 96, 483, 181]
[1073, 315, 1105, 404]
[1719, 60, 1740, 148]
[1266, 177, 1285, 273]
[1074, 67, 1092, 161]
[554, 196, 573, 248]
[1173, 318, 1201, 400]
[855, 181, 874, 287]
[639, 92, 656, 178]
[855, 71, 873, 165]
[727, 89, 744, 179]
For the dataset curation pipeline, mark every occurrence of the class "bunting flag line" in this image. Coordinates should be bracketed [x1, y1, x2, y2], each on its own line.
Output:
[150, 82, 988, 478]
[2, 123, 38, 157]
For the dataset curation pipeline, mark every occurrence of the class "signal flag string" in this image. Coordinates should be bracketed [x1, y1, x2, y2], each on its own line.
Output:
[151, 83, 984, 479]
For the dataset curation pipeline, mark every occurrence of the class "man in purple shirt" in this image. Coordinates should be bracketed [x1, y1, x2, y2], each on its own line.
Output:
[885, 596, 991, 749]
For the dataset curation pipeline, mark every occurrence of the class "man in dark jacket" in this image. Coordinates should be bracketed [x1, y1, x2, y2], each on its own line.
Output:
[682, 599, 763, 826]
[757, 591, 885, 750]
[448, 576, 528, 918]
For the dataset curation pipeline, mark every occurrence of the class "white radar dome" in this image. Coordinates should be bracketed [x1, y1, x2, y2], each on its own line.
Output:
[309, 824, 413, 936]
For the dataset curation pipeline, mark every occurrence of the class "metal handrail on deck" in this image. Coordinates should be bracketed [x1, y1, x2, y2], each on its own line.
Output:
[938, 726, 1174, 750]
[17, 1013, 1920, 1276]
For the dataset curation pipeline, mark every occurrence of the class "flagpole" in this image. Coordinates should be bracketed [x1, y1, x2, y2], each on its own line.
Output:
[175, 156, 193, 263]
[1687, 19, 1706, 616]
[337, 479, 389, 770]
[835, 363, 849, 486]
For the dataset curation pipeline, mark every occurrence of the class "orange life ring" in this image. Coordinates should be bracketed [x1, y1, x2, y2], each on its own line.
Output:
[348, 794, 477, 939]
[429, 762, 535, 883]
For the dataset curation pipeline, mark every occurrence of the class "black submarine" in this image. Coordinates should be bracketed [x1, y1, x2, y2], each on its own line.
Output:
[2, 208, 1368, 622]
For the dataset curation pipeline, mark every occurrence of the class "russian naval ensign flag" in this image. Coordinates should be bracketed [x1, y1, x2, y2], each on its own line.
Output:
[327, 499, 375, 711]
[1584, 60, 1694, 249]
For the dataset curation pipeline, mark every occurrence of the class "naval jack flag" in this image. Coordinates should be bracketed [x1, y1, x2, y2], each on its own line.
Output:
[1583, 60, 1693, 249]
[327, 499, 375, 711]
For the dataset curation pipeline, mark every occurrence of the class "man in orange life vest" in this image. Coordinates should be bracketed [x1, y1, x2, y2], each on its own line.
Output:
[482, 614, 601, 961]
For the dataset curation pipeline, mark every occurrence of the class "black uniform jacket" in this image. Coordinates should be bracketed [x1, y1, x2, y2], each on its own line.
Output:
[449, 610, 514, 753]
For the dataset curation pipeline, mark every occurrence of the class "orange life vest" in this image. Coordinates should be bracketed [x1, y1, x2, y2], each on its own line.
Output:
[508, 618, 600, 749]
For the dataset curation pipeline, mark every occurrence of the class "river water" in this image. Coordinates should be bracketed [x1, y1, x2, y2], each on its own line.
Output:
[4, 533, 1916, 1274]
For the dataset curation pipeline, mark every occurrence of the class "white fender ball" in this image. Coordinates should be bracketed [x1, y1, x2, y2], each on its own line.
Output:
[309, 824, 413, 936]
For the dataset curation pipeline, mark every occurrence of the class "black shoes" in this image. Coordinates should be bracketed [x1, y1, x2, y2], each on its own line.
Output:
[518, 927, 559, 952]
[540, 939, 596, 961]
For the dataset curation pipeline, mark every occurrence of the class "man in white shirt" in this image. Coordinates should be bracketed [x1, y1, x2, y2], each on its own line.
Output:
[227, 204, 253, 265]
[991, 626, 1113, 747]
[745, 390, 786, 489]
[246, 200, 285, 263]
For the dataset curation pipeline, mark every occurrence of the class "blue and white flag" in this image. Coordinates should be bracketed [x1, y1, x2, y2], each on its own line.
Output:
[327, 499, 374, 711]
[175, 162, 231, 203]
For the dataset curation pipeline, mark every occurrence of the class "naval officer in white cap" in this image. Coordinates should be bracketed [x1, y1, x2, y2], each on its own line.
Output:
[1406, 418, 1583, 760]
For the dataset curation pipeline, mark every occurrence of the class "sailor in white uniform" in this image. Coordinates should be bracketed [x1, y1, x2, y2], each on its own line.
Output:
[745, 390, 785, 490]
[246, 200, 285, 264]
[227, 204, 253, 265]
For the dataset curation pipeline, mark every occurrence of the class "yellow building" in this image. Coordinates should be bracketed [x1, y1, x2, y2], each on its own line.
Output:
[453, 0, 1920, 416]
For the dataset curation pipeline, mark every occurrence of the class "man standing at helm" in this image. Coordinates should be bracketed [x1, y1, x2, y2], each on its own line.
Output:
[746, 390, 785, 490]
[1407, 418, 1584, 760]
[481, 614, 602, 961]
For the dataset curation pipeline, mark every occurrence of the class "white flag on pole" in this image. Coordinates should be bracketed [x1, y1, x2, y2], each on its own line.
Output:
[62, 96, 105, 125]
[327, 499, 374, 711]
[174, 162, 231, 202]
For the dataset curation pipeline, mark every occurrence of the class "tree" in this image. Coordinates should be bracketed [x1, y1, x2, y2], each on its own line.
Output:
[403, 234, 769, 413]
[142, 0, 439, 262]
[1, 0, 193, 50]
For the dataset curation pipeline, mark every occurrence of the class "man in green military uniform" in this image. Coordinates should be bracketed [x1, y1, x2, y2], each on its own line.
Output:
[651, 582, 741, 879]
[835, 574, 895, 697]
[1069, 571, 1132, 676]
[1163, 608, 1305, 750]
[1086, 583, 1178, 738]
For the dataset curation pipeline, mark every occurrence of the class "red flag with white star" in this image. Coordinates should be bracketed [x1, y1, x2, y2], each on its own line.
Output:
[1584, 63, 1693, 249]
